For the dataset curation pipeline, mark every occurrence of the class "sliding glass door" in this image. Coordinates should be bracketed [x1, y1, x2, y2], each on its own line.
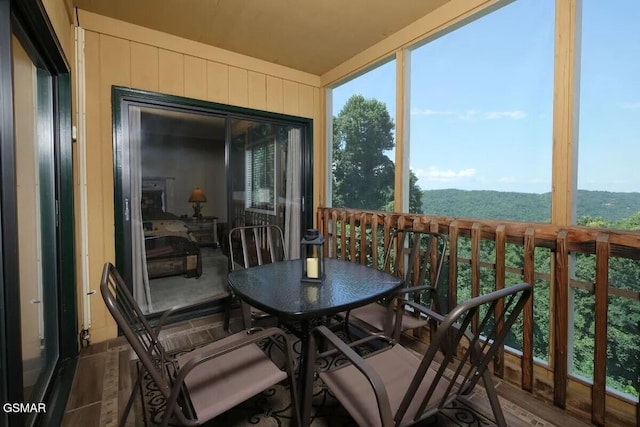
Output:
[113, 89, 311, 317]
[11, 34, 60, 410]
[1, 1, 76, 425]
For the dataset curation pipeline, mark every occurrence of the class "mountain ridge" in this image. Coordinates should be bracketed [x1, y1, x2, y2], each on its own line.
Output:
[421, 189, 640, 222]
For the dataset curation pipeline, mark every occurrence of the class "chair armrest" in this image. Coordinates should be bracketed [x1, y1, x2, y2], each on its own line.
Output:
[312, 326, 395, 426]
[392, 284, 437, 296]
[173, 327, 289, 384]
[316, 331, 394, 359]
[397, 299, 446, 323]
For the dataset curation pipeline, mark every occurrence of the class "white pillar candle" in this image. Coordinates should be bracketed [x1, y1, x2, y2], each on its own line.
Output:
[306, 257, 319, 279]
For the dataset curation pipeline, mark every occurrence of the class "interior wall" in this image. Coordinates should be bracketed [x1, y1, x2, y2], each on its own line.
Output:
[41, 0, 74, 60]
[141, 135, 227, 220]
[77, 10, 321, 342]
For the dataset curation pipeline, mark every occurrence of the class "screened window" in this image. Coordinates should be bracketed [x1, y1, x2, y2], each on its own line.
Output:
[409, 0, 554, 221]
[330, 60, 396, 211]
[577, 1, 640, 228]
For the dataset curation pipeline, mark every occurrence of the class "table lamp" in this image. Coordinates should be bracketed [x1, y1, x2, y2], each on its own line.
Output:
[301, 229, 325, 283]
[188, 187, 207, 218]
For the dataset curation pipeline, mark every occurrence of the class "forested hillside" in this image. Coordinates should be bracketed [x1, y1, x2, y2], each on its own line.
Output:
[421, 189, 640, 222]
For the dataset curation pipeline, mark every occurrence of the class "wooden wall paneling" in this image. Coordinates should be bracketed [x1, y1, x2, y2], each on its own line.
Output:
[523, 228, 536, 392]
[282, 80, 299, 116]
[184, 55, 207, 100]
[99, 35, 129, 244]
[228, 66, 248, 107]
[158, 49, 184, 96]
[97, 33, 129, 332]
[206, 61, 229, 104]
[130, 42, 159, 92]
[266, 75, 284, 113]
[298, 84, 314, 118]
[42, 0, 74, 60]
[84, 31, 108, 332]
[592, 233, 609, 426]
[247, 71, 266, 111]
[78, 10, 320, 88]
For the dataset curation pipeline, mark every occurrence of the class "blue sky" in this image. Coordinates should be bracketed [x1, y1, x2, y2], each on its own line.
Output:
[332, 0, 639, 194]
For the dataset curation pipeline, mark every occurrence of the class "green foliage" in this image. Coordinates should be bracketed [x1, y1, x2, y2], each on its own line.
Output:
[332, 94, 424, 213]
[421, 189, 640, 223]
[332, 94, 395, 210]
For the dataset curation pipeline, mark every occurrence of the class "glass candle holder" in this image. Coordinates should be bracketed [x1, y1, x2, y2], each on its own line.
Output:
[301, 229, 325, 283]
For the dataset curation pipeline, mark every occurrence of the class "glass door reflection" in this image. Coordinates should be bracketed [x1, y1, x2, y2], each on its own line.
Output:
[12, 34, 59, 413]
[229, 119, 304, 259]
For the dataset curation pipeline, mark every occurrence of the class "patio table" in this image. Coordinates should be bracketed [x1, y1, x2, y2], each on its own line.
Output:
[227, 257, 404, 425]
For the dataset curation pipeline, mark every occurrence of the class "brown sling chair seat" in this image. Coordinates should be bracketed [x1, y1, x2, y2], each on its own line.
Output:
[307, 282, 532, 427]
[100, 262, 300, 427]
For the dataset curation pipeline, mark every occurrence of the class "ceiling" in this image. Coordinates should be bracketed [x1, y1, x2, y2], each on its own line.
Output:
[73, 0, 450, 75]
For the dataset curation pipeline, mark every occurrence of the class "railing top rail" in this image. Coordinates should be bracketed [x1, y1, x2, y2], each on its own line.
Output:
[318, 207, 640, 259]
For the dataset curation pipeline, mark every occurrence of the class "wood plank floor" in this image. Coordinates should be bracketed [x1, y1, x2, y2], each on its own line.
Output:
[61, 312, 591, 427]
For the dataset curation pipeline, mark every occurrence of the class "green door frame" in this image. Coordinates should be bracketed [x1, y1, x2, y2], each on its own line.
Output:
[0, 0, 77, 425]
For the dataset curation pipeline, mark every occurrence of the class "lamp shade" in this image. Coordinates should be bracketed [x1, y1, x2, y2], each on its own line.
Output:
[188, 187, 207, 203]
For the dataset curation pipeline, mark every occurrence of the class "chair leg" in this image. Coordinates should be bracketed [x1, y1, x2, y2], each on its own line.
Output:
[223, 296, 232, 332]
[344, 310, 353, 341]
[240, 301, 252, 330]
[120, 365, 144, 427]
[481, 370, 507, 427]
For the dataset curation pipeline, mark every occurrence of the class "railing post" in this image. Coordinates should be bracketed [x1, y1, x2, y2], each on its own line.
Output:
[522, 228, 536, 392]
[448, 221, 459, 312]
[592, 233, 609, 426]
[494, 225, 506, 379]
[554, 230, 569, 408]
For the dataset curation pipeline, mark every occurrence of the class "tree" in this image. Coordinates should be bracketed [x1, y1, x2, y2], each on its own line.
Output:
[333, 94, 395, 210]
[409, 170, 424, 214]
[332, 94, 425, 213]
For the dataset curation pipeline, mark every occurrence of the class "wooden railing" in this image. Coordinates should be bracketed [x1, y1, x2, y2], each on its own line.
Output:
[317, 207, 640, 427]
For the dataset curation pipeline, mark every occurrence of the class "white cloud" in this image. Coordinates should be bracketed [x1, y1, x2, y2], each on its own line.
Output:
[411, 107, 526, 120]
[413, 166, 477, 182]
[484, 110, 526, 120]
[410, 108, 453, 116]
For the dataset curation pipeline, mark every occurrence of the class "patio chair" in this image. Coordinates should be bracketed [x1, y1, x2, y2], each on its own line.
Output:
[100, 262, 300, 427]
[228, 224, 287, 329]
[345, 228, 447, 341]
[308, 282, 532, 427]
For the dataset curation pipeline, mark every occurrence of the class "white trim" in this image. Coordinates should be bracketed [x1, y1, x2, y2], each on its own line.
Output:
[75, 27, 92, 329]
